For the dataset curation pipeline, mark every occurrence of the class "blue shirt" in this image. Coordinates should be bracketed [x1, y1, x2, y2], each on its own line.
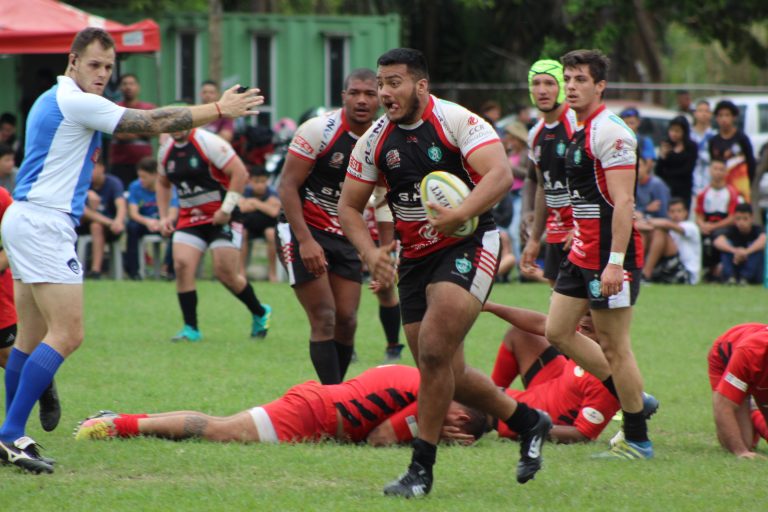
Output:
[127, 179, 178, 219]
[636, 175, 671, 218]
[93, 175, 125, 219]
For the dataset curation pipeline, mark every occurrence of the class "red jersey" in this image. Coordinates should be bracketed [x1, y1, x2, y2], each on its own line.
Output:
[564, 105, 643, 270]
[528, 105, 578, 243]
[694, 184, 740, 223]
[497, 356, 619, 440]
[713, 327, 768, 421]
[0, 187, 16, 329]
[158, 129, 237, 229]
[109, 100, 156, 165]
[708, 323, 768, 390]
[348, 95, 500, 259]
[287, 109, 358, 237]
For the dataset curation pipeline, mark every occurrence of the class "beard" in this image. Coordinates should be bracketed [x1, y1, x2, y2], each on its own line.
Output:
[391, 89, 422, 125]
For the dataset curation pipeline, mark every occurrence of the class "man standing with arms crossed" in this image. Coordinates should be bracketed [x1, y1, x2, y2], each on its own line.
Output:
[0, 27, 262, 473]
[520, 59, 578, 286]
[544, 49, 652, 459]
[339, 48, 551, 498]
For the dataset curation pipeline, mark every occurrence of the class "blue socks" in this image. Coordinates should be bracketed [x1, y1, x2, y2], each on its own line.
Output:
[0, 343, 64, 442]
[4, 348, 29, 416]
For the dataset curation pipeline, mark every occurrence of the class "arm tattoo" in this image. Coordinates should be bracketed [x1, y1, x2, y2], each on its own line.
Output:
[115, 107, 194, 135]
[182, 416, 208, 438]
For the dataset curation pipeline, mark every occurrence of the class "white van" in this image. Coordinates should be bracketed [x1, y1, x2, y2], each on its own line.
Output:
[703, 94, 768, 158]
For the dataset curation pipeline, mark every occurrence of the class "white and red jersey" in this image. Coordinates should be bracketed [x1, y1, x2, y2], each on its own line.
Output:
[528, 105, 579, 243]
[158, 129, 237, 229]
[347, 95, 500, 259]
[497, 357, 619, 441]
[564, 105, 643, 270]
[287, 109, 359, 236]
[695, 184, 740, 223]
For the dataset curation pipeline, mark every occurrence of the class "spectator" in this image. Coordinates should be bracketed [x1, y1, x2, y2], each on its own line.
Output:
[635, 150, 671, 219]
[640, 197, 701, 285]
[709, 100, 755, 202]
[714, 203, 766, 284]
[78, 157, 127, 278]
[674, 90, 694, 123]
[695, 159, 740, 281]
[619, 107, 656, 161]
[239, 166, 281, 283]
[656, 116, 698, 210]
[690, 100, 717, 196]
[0, 143, 17, 192]
[108, 74, 157, 188]
[503, 121, 529, 269]
[200, 80, 235, 142]
[125, 157, 178, 280]
[515, 104, 536, 130]
[480, 100, 505, 137]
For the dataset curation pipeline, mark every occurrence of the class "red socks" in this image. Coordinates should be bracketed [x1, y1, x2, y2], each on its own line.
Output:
[113, 413, 149, 437]
[491, 342, 519, 388]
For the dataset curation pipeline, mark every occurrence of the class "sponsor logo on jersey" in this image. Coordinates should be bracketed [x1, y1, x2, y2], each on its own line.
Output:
[190, 156, 199, 168]
[468, 116, 479, 125]
[455, 257, 472, 274]
[556, 141, 566, 157]
[347, 156, 363, 178]
[573, 148, 582, 165]
[406, 135, 418, 143]
[418, 223, 439, 241]
[329, 152, 345, 169]
[293, 135, 314, 155]
[582, 407, 605, 425]
[573, 365, 585, 377]
[427, 145, 442, 162]
[386, 149, 401, 169]
[614, 139, 624, 151]
[67, 258, 80, 274]
[589, 278, 601, 298]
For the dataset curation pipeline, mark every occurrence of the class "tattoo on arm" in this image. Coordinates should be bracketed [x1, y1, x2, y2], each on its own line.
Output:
[182, 416, 208, 438]
[115, 107, 194, 135]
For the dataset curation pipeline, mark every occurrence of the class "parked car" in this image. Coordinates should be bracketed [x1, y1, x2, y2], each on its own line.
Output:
[603, 100, 678, 148]
[703, 94, 768, 158]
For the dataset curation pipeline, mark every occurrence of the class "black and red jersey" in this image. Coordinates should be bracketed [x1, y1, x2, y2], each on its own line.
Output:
[287, 109, 359, 236]
[564, 105, 643, 270]
[158, 129, 237, 229]
[348, 95, 501, 259]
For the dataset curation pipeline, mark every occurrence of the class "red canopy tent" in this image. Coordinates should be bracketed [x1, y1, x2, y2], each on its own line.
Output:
[0, 0, 160, 54]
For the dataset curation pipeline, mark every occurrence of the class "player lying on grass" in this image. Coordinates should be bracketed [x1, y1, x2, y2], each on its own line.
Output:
[74, 365, 486, 446]
[483, 302, 658, 443]
[707, 323, 768, 458]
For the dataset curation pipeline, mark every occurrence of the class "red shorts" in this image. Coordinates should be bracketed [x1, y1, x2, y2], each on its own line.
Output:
[0, 269, 16, 330]
[256, 381, 338, 442]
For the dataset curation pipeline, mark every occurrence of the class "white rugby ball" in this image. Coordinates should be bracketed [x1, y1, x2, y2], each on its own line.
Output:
[419, 170, 478, 238]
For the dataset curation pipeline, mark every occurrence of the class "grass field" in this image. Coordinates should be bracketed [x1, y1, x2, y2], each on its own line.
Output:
[2, 279, 767, 511]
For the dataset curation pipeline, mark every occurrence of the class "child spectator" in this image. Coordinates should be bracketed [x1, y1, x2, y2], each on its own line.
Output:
[690, 100, 717, 196]
[695, 159, 740, 281]
[714, 203, 766, 284]
[78, 157, 127, 279]
[239, 166, 281, 282]
[125, 157, 178, 280]
[656, 116, 698, 210]
[636, 152, 670, 219]
[641, 197, 701, 285]
[0, 143, 17, 192]
[709, 100, 755, 202]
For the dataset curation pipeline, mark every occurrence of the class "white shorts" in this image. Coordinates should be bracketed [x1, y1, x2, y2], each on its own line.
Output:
[248, 406, 278, 443]
[1, 201, 83, 284]
[172, 223, 243, 252]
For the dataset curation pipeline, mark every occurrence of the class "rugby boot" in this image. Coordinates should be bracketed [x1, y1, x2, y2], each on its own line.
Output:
[0, 436, 54, 474]
[516, 410, 552, 484]
[383, 462, 432, 498]
[39, 379, 61, 432]
[251, 304, 272, 338]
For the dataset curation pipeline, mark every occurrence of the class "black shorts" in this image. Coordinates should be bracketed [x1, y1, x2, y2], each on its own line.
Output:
[0, 324, 17, 349]
[275, 223, 362, 286]
[242, 212, 277, 239]
[398, 230, 500, 324]
[543, 241, 568, 281]
[173, 222, 243, 251]
[553, 259, 640, 310]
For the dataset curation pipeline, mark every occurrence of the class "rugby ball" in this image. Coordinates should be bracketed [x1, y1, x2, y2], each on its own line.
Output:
[419, 171, 478, 238]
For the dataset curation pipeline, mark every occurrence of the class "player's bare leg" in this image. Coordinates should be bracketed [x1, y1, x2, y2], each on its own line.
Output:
[328, 273, 360, 379]
[642, 228, 678, 280]
[546, 293, 611, 379]
[294, 276, 344, 384]
[212, 245, 271, 337]
[89, 222, 106, 275]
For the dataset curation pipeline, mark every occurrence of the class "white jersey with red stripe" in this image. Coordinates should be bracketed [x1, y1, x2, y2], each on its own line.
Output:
[347, 95, 501, 259]
[158, 128, 237, 229]
[287, 109, 359, 236]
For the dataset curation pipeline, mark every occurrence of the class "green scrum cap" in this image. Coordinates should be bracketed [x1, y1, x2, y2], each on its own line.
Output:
[528, 59, 565, 106]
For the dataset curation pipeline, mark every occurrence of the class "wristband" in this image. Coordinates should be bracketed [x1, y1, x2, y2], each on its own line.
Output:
[221, 191, 242, 214]
[214, 102, 223, 119]
[608, 251, 625, 266]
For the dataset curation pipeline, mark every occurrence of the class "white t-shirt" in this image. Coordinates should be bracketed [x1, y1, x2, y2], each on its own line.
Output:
[670, 220, 702, 284]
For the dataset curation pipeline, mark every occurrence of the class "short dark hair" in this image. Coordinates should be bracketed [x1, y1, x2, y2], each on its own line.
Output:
[343, 68, 376, 90]
[201, 79, 219, 90]
[459, 404, 490, 442]
[137, 156, 157, 173]
[0, 143, 13, 158]
[714, 100, 739, 117]
[119, 73, 138, 85]
[735, 203, 753, 215]
[70, 27, 115, 56]
[0, 112, 16, 127]
[377, 48, 429, 81]
[710, 158, 726, 166]
[248, 165, 267, 178]
[561, 49, 610, 83]
[695, 99, 710, 108]
[481, 100, 501, 113]
[668, 197, 688, 210]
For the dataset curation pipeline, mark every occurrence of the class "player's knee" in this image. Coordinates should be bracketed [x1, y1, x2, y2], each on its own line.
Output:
[309, 305, 336, 332]
[335, 310, 357, 334]
[417, 346, 450, 372]
[544, 324, 569, 349]
[213, 264, 239, 287]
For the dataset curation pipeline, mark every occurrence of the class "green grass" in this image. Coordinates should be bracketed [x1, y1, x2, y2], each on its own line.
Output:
[3, 279, 767, 510]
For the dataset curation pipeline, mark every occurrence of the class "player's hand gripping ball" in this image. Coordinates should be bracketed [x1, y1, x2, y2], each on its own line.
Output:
[419, 170, 478, 237]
